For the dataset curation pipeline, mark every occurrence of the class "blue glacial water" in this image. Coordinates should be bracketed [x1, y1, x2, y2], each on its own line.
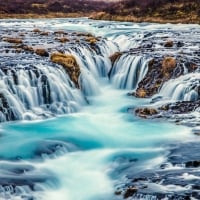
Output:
[0, 18, 199, 200]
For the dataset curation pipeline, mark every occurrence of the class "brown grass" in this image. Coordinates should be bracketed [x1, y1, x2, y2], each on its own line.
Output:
[50, 52, 80, 87]
[50, 53, 78, 69]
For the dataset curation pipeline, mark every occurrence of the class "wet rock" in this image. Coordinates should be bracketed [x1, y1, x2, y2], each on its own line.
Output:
[185, 161, 200, 168]
[22, 45, 34, 53]
[3, 37, 23, 44]
[55, 37, 70, 43]
[32, 28, 41, 33]
[164, 40, 174, 47]
[85, 36, 98, 45]
[135, 107, 158, 118]
[134, 56, 198, 98]
[35, 49, 49, 57]
[123, 187, 137, 199]
[109, 52, 122, 65]
[50, 52, 80, 88]
[40, 32, 49, 36]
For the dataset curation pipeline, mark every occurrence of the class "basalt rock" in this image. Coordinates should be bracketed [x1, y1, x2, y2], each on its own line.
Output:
[50, 52, 80, 88]
[135, 100, 200, 120]
[134, 56, 197, 98]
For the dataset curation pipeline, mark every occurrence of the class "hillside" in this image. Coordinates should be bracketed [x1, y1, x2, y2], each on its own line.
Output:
[0, 0, 199, 23]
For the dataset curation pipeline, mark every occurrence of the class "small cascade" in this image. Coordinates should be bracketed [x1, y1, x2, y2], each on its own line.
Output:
[0, 64, 85, 122]
[158, 73, 200, 101]
[110, 53, 149, 90]
[63, 40, 118, 96]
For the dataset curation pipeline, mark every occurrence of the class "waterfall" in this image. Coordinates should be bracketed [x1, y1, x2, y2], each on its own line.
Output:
[109, 53, 149, 90]
[0, 64, 85, 122]
[63, 40, 118, 96]
[158, 73, 200, 101]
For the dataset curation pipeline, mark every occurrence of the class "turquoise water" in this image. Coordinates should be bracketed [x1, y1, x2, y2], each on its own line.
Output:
[0, 82, 194, 200]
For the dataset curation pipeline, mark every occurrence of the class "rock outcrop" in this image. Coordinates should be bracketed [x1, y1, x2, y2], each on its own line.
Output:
[50, 53, 80, 88]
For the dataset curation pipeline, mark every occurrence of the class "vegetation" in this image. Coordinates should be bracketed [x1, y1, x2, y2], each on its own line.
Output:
[0, 0, 199, 23]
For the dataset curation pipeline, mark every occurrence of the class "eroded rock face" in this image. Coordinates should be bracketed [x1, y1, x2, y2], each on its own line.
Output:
[50, 53, 80, 88]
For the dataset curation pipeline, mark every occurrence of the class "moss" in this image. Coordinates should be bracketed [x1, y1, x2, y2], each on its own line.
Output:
[50, 52, 80, 88]
[162, 57, 176, 74]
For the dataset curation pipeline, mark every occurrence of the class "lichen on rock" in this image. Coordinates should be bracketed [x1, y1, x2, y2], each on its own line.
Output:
[50, 52, 80, 88]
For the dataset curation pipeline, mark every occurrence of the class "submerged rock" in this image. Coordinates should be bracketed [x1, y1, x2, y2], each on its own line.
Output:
[50, 52, 80, 88]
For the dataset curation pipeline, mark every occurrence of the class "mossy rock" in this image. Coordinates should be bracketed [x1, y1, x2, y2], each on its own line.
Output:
[135, 107, 158, 118]
[55, 37, 70, 43]
[164, 40, 174, 47]
[3, 37, 23, 44]
[50, 52, 80, 88]
[35, 48, 49, 57]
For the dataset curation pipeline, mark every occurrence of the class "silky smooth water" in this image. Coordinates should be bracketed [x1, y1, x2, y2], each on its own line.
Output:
[0, 18, 199, 200]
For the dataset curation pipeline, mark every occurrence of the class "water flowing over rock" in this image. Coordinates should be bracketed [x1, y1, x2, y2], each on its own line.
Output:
[0, 18, 200, 200]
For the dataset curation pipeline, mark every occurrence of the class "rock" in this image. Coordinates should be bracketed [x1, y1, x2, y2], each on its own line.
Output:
[35, 49, 49, 57]
[50, 52, 80, 88]
[3, 37, 23, 44]
[22, 45, 34, 53]
[123, 187, 137, 199]
[32, 28, 41, 33]
[85, 36, 98, 45]
[185, 160, 200, 168]
[135, 107, 158, 118]
[40, 32, 49, 36]
[54, 30, 67, 35]
[109, 52, 122, 64]
[56, 37, 70, 43]
[134, 56, 179, 98]
[164, 40, 174, 47]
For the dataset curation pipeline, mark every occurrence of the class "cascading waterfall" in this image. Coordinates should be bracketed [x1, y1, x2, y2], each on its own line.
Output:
[0, 18, 200, 200]
[110, 53, 149, 90]
[0, 64, 85, 122]
[158, 73, 200, 101]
